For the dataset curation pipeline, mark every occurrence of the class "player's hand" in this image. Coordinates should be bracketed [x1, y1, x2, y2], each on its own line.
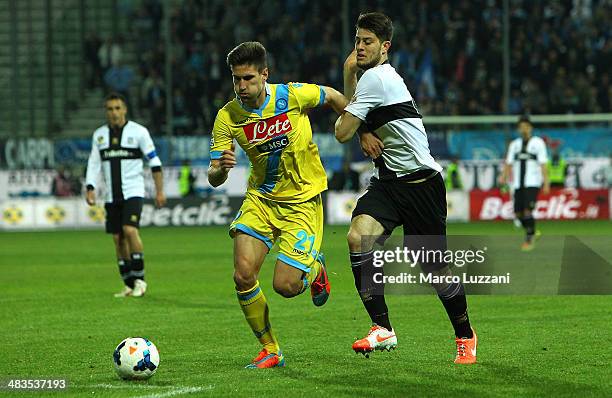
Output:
[344, 49, 359, 74]
[220, 142, 237, 171]
[85, 190, 96, 206]
[155, 192, 166, 208]
[359, 132, 384, 158]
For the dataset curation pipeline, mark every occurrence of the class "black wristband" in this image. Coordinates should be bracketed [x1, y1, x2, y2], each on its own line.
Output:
[151, 166, 162, 173]
[86, 184, 95, 191]
[356, 123, 369, 136]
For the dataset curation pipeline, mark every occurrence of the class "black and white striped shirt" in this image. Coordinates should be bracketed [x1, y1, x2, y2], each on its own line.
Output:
[345, 63, 442, 180]
[85, 120, 162, 202]
[505, 136, 548, 189]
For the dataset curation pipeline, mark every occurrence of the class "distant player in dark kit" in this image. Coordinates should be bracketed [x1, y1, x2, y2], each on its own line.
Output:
[85, 93, 166, 297]
[500, 115, 549, 251]
[334, 12, 478, 364]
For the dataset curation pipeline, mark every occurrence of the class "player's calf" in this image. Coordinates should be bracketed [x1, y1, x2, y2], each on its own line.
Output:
[272, 278, 303, 298]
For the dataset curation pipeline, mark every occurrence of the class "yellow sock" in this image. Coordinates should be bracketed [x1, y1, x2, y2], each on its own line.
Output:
[237, 281, 279, 354]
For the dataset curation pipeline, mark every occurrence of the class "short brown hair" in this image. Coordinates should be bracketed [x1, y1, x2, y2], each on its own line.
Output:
[226, 41, 267, 71]
[518, 115, 532, 125]
[356, 12, 393, 42]
[104, 92, 127, 107]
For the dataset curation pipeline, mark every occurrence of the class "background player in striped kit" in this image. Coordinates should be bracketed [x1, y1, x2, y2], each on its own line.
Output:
[334, 12, 477, 364]
[85, 93, 166, 297]
[500, 115, 550, 251]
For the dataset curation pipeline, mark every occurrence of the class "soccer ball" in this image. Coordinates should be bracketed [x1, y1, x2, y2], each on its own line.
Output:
[113, 337, 160, 380]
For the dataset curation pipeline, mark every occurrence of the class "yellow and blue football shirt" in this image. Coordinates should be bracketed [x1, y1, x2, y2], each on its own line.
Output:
[210, 82, 327, 203]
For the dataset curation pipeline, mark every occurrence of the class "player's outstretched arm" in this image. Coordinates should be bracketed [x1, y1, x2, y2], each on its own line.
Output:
[208, 143, 236, 187]
[321, 86, 349, 114]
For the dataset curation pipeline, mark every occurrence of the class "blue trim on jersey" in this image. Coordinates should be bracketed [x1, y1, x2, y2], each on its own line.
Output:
[210, 150, 223, 160]
[274, 84, 290, 115]
[146, 150, 157, 159]
[234, 223, 273, 249]
[239, 83, 271, 117]
[258, 150, 282, 193]
[318, 87, 326, 106]
[237, 286, 261, 301]
[278, 253, 311, 273]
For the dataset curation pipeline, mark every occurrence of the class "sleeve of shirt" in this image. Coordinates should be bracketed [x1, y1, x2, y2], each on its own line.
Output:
[537, 139, 548, 164]
[289, 82, 325, 111]
[85, 134, 101, 188]
[209, 111, 233, 161]
[344, 70, 384, 122]
[140, 127, 162, 168]
[505, 141, 516, 165]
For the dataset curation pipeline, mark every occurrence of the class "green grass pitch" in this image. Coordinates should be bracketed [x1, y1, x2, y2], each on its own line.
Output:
[1, 221, 611, 397]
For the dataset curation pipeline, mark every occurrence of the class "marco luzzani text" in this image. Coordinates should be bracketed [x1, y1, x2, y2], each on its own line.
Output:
[372, 247, 511, 285]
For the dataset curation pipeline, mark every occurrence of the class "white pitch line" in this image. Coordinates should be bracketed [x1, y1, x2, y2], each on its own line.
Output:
[84, 383, 167, 389]
[81, 384, 215, 397]
[133, 386, 214, 398]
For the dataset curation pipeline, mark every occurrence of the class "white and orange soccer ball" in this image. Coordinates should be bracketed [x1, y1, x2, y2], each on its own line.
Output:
[112, 337, 160, 380]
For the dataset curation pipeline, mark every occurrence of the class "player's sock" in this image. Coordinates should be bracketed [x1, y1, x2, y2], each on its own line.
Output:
[523, 215, 535, 241]
[117, 258, 134, 288]
[299, 257, 323, 293]
[130, 252, 145, 281]
[237, 281, 279, 354]
[437, 282, 473, 339]
[350, 251, 393, 331]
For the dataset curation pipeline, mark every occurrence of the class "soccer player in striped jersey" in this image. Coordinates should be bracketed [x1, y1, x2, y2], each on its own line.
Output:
[85, 93, 166, 298]
[334, 12, 478, 364]
[500, 115, 550, 251]
[208, 41, 348, 368]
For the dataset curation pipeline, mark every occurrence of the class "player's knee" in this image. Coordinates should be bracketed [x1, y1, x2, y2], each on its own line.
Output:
[122, 225, 139, 239]
[233, 269, 256, 291]
[272, 278, 300, 298]
[346, 228, 363, 251]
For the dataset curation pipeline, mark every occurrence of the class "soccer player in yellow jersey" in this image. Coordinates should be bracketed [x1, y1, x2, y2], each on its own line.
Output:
[208, 41, 348, 368]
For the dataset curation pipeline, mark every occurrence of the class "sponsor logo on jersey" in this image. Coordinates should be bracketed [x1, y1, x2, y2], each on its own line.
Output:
[256, 135, 289, 153]
[101, 148, 142, 160]
[243, 113, 292, 144]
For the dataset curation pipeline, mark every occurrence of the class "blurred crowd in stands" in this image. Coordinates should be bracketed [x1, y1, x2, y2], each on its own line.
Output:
[82, 0, 612, 135]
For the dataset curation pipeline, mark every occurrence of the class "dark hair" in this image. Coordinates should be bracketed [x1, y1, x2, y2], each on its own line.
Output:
[104, 92, 127, 107]
[356, 12, 393, 42]
[518, 114, 531, 125]
[226, 41, 267, 71]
